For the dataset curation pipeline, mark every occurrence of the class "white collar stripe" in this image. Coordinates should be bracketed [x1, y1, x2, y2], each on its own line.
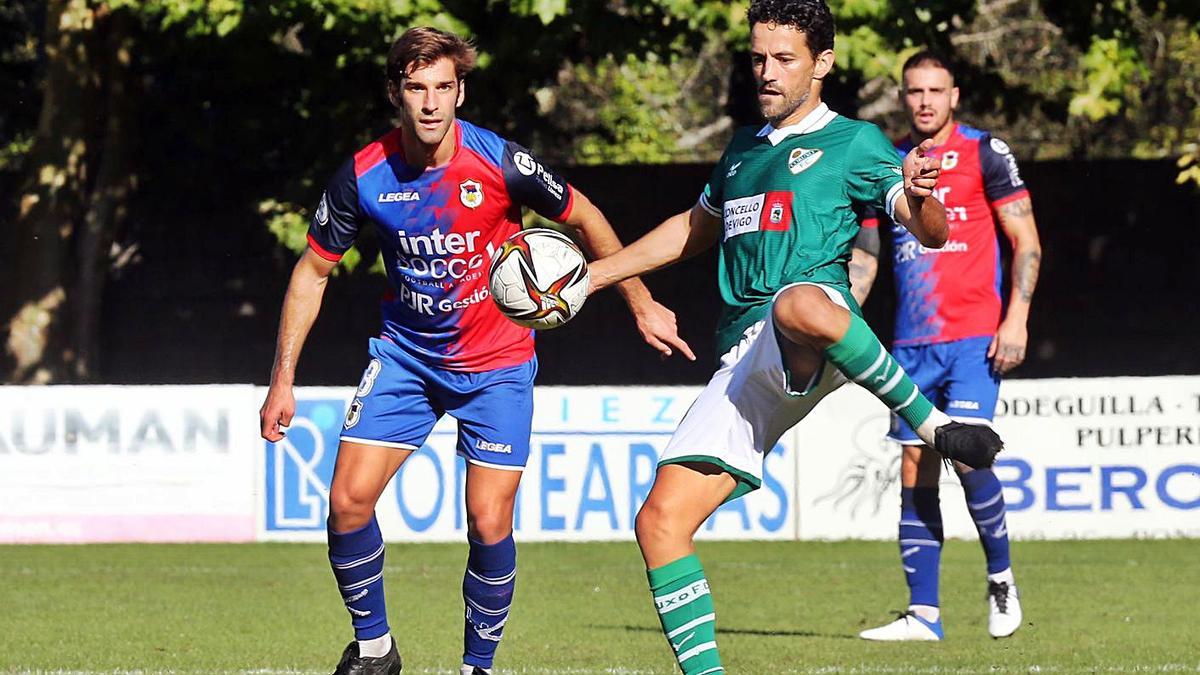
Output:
[757, 103, 837, 145]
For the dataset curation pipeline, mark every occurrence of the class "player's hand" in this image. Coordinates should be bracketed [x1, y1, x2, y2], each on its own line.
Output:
[988, 318, 1028, 375]
[631, 299, 696, 361]
[903, 138, 941, 199]
[260, 384, 296, 442]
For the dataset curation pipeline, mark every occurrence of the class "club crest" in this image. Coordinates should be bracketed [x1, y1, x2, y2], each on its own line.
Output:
[459, 180, 484, 209]
[787, 147, 823, 174]
[941, 151, 959, 170]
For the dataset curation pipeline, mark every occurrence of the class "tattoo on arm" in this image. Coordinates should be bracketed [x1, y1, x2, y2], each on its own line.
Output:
[999, 197, 1034, 219]
[1015, 249, 1041, 302]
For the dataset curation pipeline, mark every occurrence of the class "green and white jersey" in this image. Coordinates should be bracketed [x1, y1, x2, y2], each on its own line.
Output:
[698, 103, 905, 356]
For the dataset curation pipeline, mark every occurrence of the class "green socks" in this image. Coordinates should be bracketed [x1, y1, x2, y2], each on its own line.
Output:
[647, 554, 725, 675]
[825, 313, 947, 441]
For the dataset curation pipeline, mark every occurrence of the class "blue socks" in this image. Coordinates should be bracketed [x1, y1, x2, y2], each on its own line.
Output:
[899, 487, 943, 608]
[961, 468, 1012, 574]
[328, 515, 390, 640]
[462, 535, 517, 669]
[899, 471, 1013, 611]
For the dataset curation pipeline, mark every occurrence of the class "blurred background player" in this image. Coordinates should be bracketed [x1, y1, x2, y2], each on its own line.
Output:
[258, 27, 691, 675]
[852, 51, 1042, 641]
[588, 2, 1004, 672]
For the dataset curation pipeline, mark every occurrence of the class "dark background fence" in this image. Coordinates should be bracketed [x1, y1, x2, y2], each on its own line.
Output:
[94, 159, 1198, 385]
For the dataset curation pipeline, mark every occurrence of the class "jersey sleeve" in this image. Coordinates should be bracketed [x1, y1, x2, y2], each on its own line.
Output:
[697, 154, 727, 218]
[846, 123, 905, 222]
[502, 142, 574, 222]
[306, 158, 361, 262]
[979, 134, 1030, 207]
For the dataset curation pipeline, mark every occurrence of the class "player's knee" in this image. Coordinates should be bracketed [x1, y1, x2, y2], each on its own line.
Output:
[773, 286, 839, 343]
[328, 485, 376, 532]
[466, 508, 514, 544]
[635, 499, 683, 548]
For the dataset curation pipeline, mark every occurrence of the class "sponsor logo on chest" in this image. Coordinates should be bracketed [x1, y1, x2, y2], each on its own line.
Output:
[787, 147, 823, 174]
[722, 191, 793, 239]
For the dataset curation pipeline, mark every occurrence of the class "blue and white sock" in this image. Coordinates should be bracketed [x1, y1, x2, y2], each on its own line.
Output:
[900, 487, 943, 612]
[462, 535, 517, 670]
[961, 468, 1012, 575]
[328, 515, 389, 642]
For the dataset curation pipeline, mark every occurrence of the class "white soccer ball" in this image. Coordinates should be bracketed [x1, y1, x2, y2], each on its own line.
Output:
[488, 228, 589, 330]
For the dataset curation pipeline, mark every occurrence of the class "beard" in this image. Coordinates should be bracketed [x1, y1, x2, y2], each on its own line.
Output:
[759, 87, 811, 126]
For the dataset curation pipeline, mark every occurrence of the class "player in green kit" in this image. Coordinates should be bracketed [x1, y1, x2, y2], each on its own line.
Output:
[587, 1, 1004, 671]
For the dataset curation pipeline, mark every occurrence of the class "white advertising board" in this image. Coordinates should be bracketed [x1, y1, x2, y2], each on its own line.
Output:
[259, 386, 797, 542]
[1, 377, 1194, 545]
[794, 377, 1200, 540]
[0, 385, 260, 543]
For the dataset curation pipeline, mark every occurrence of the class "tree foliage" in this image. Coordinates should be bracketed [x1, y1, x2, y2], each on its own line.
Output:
[1, 0, 1197, 382]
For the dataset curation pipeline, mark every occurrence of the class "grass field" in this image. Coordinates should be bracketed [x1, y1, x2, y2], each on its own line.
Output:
[1, 539, 1197, 673]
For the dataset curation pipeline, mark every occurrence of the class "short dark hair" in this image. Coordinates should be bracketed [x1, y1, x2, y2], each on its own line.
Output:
[747, 0, 836, 56]
[901, 50, 956, 82]
[386, 27, 477, 87]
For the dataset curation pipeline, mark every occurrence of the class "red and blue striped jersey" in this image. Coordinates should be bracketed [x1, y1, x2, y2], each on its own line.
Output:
[307, 120, 574, 371]
[862, 124, 1029, 345]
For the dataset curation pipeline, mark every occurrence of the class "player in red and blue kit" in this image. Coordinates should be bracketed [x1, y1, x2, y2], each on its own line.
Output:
[852, 52, 1042, 641]
[259, 28, 692, 675]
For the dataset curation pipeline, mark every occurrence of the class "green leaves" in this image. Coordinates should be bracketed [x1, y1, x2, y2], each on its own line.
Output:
[1068, 36, 1145, 122]
[507, 0, 569, 25]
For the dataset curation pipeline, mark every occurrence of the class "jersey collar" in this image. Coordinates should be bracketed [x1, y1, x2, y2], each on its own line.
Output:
[757, 102, 837, 145]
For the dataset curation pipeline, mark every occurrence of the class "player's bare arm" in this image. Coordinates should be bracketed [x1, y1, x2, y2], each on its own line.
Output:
[260, 247, 338, 441]
[893, 138, 949, 248]
[989, 195, 1042, 374]
[587, 204, 722, 295]
[849, 221, 880, 306]
[562, 187, 695, 360]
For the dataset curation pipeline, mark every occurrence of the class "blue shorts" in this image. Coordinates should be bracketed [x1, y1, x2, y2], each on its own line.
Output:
[339, 337, 536, 470]
[888, 336, 1000, 445]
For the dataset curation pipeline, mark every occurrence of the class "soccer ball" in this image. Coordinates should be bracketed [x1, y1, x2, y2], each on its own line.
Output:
[488, 228, 589, 330]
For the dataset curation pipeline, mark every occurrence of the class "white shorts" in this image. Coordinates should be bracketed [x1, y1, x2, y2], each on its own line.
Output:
[659, 283, 850, 500]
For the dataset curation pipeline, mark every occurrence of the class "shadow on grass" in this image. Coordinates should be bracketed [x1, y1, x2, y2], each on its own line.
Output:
[591, 624, 856, 640]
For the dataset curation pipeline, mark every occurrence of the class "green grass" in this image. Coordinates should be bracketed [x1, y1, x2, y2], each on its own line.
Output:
[1, 540, 1197, 673]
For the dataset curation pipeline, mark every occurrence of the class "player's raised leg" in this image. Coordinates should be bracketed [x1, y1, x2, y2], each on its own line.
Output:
[636, 463, 736, 675]
[459, 465, 522, 675]
[328, 441, 410, 674]
[860, 446, 946, 641]
[772, 285, 1002, 468]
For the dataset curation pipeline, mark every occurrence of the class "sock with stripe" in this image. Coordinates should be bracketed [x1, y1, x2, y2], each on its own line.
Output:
[900, 487, 943, 613]
[328, 515, 390, 646]
[647, 554, 724, 675]
[825, 313, 949, 445]
[960, 469, 1012, 575]
[462, 535, 517, 670]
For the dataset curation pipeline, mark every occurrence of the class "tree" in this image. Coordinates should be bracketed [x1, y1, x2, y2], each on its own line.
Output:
[2, 1, 137, 383]
[4, 0, 1196, 382]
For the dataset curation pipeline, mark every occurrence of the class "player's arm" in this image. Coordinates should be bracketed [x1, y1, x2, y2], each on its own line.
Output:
[980, 135, 1040, 374]
[261, 159, 361, 441]
[561, 187, 695, 360]
[990, 195, 1041, 374]
[587, 203, 722, 293]
[260, 249, 337, 441]
[849, 212, 881, 306]
[892, 138, 949, 248]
